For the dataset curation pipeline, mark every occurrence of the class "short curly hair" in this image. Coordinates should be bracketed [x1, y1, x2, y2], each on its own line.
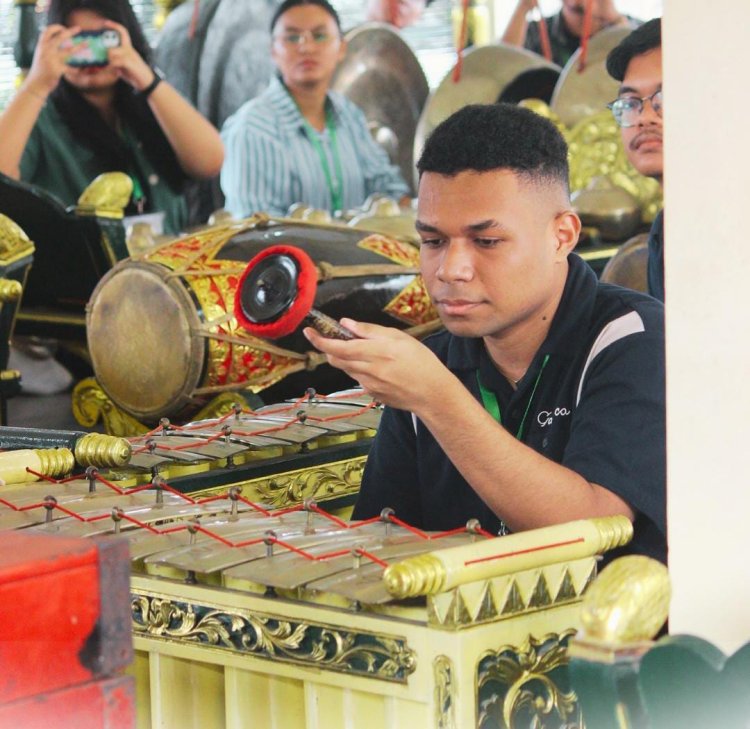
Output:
[606, 18, 661, 82]
[417, 103, 570, 192]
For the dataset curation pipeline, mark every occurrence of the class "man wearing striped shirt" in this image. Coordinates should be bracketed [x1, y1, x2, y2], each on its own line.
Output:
[220, 0, 410, 218]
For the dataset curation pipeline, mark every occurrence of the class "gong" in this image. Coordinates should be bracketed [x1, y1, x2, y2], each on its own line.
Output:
[413, 43, 561, 189]
[332, 22, 429, 196]
[550, 26, 632, 129]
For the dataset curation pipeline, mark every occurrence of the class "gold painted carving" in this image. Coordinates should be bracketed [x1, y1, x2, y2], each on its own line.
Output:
[0, 213, 35, 265]
[434, 655, 456, 729]
[76, 172, 133, 219]
[236, 458, 366, 509]
[0, 279, 22, 303]
[357, 234, 419, 266]
[132, 592, 417, 683]
[72, 378, 150, 436]
[386, 516, 630, 600]
[72, 378, 261, 436]
[579, 555, 670, 644]
[566, 110, 663, 223]
[427, 561, 596, 628]
[384, 277, 439, 326]
[73, 433, 132, 468]
[525, 103, 663, 224]
[477, 631, 580, 729]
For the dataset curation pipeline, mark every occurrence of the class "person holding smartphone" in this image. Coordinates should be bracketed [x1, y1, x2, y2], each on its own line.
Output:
[220, 0, 410, 219]
[0, 0, 224, 235]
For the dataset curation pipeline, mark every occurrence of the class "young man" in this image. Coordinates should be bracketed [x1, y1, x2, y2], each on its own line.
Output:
[305, 104, 666, 565]
[606, 18, 664, 301]
[502, 0, 634, 67]
[220, 0, 409, 218]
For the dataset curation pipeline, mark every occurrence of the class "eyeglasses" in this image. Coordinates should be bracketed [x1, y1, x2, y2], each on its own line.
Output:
[607, 89, 663, 128]
[274, 30, 336, 46]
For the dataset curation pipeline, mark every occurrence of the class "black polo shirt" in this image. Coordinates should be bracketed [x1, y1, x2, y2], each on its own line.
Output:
[353, 254, 666, 565]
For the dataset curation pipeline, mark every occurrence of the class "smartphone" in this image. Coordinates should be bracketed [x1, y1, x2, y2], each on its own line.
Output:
[63, 29, 120, 67]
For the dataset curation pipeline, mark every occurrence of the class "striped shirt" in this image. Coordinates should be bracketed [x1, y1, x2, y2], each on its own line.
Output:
[220, 77, 410, 217]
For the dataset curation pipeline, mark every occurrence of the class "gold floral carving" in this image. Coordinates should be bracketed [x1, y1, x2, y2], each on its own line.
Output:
[579, 555, 670, 644]
[477, 631, 580, 729]
[72, 377, 150, 436]
[76, 172, 133, 219]
[216, 458, 366, 509]
[434, 655, 456, 729]
[72, 378, 265, 436]
[524, 103, 663, 225]
[566, 110, 663, 224]
[0, 213, 35, 265]
[132, 593, 417, 682]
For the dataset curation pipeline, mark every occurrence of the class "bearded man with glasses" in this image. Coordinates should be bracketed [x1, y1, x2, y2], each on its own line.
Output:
[220, 0, 410, 218]
[502, 0, 636, 67]
[606, 18, 664, 301]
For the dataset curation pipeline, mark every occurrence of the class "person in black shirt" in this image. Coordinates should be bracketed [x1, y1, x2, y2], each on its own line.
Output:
[304, 103, 666, 565]
[502, 0, 635, 67]
[606, 18, 664, 301]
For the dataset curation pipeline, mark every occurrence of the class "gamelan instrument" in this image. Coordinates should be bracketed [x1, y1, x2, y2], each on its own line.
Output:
[332, 23, 429, 196]
[0, 397, 634, 727]
[85, 216, 438, 424]
[0, 213, 35, 420]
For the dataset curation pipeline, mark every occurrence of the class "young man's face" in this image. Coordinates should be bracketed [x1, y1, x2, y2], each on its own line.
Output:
[271, 5, 345, 91]
[619, 47, 663, 183]
[416, 169, 578, 345]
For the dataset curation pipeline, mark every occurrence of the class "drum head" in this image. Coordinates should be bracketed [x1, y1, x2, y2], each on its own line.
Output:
[550, 26, 632, 129]
[332, 23, 429, 196]
[87, 263, 205, 421]
[413, 44, 560, 188]
[599, 233, 649, 293]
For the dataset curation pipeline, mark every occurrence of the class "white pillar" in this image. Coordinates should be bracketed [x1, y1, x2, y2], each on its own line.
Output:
[664, 0, 750, 652]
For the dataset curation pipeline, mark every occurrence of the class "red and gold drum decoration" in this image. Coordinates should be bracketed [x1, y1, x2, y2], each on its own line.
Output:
[86, 217, 438, 423]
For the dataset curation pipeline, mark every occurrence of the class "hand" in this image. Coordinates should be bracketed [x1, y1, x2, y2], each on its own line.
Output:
[303, 318, 450, 411]
[101, 20, 154, 92]
[25, 24, 80, 97]
[518, 0, 538, 12]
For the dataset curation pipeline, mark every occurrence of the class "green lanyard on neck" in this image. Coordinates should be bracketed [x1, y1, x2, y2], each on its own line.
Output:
[477, 354, 550, 440]
[119, 124, 146, 213]
[302, 106, 344, 213]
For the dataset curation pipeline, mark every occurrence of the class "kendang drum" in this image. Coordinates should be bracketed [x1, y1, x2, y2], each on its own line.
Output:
[86, 216, 438, 423]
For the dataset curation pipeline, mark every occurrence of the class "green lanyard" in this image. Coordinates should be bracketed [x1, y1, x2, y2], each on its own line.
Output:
[119, 125, 146, 213]
[476, 354, 550, 440]
[302, 107, 344, 213]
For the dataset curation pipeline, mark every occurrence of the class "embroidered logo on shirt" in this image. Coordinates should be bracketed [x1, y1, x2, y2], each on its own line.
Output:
[536, 406, 571, 428]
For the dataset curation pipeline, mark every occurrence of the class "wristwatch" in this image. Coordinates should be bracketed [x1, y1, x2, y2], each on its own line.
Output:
[136, 67, 164, 99]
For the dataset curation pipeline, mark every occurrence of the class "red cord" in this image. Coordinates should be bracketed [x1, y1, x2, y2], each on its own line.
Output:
[578, 0, 595, 72]
[535, 2, 553, 62]
[451, 0, 472, 83]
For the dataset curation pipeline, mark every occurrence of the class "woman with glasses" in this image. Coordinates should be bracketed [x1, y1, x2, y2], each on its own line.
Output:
[220, 0, 410, 219]
[0, 0, 224, 235]
[502, 0, 636, 67]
